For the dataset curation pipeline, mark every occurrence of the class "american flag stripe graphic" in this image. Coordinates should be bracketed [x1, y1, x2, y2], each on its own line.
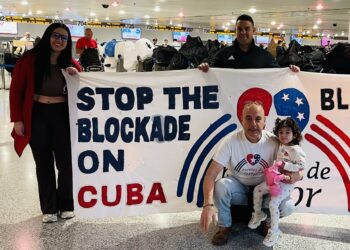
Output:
[235, 159, 247, 171]
[260, 159, 269, 169]
[316, 115, 350, 147]
[311, 124, 350, 165]
[305, 114, 350, 212]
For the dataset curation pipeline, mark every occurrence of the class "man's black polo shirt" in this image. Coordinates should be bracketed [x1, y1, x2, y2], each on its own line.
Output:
[210, 39, 279, 69]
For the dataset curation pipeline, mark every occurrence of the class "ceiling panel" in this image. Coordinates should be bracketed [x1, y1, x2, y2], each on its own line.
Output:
[0, 0, 349, 35]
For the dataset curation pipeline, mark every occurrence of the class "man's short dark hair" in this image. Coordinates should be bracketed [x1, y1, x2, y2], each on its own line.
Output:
[236, 14, 254, 26]
[278, 40, 283, 45]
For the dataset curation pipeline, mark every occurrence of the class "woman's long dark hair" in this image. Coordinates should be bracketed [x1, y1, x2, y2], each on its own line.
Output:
[33, 23, 72, 91]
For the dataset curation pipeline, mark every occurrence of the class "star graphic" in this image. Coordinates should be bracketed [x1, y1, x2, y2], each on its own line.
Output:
[296, 112, 305, 121]
[295, 97, 304, 106]
[282, 93, 290, 101]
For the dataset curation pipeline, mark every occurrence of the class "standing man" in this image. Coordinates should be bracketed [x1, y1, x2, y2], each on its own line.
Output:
[200, 102, 301, 246]
[75, 28, 98, 55]
[198, 14, 299, 72]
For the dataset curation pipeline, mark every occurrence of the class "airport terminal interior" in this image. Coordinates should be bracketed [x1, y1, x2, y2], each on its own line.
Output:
[1, 0, 350, 249]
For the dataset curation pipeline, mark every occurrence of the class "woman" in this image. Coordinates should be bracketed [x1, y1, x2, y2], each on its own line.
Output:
[10, 23, 82, 223]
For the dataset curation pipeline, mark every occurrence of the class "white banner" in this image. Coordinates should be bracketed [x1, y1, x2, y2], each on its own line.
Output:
[65, 68, 350, 218]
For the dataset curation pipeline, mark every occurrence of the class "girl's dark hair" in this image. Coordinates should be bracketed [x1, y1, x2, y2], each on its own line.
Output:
[33, 23, 72, 91]
[273, 117, 303, 145]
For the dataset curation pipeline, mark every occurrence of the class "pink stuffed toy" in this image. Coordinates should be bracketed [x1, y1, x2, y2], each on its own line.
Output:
[264, 161, 290, 197]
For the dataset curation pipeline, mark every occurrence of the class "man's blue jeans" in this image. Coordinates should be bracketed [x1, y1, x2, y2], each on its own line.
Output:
[214, 176, 295, 227]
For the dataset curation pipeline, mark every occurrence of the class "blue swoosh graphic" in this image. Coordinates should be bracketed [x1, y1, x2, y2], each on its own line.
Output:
[176, 114, 232, 197]
[187, 124, 237, 202]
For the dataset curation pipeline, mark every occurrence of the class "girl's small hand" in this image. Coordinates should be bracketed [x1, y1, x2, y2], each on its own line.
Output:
[66, 67, 78, 75]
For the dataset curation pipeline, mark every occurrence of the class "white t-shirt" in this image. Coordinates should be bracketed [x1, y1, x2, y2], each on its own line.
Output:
[213, 129, 278, 186]
[277, 144, 306, 172]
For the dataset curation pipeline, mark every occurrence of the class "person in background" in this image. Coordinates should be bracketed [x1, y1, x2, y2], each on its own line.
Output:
[10, 23, 82, 223]
[152, 38, 158, 46]
[75, 27, 98, 55]
[163, 39, 169, 47]
[20, 32, 35, 42]
[276, 40, 285, 61]
[172, 38, 181, 48]
[15, 32, 35, 55]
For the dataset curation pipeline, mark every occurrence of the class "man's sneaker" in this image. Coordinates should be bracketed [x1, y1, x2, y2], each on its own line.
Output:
[248, 212, 267, 229]
[211, 227, 231, 246]
[263, 228, 282, 247]
[60, 211, 75, 219]
[42, 214, 58, 223]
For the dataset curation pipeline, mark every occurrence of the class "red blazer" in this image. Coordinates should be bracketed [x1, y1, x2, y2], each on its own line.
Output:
[10, 50, 82, 156]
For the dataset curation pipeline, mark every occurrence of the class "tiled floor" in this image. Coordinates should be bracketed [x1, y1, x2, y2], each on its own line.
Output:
[1, 88, 349, 250]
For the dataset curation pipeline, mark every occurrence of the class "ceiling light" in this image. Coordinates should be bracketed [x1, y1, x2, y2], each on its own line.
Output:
[279, 23, 284, 28]
[307, 30, 310, 34]
[28, 11, 32, 15]
[341, 31, 345, 36]
[64, 7, 70, 12]
[226, 22, 230, 26]
[249, 8, 256, 14]
[21, 1, 28, 5]
[105, 17, 110, 21]
[119, 10, 125, 14]
[36, 10, 43, 14]
[177, 24, 182, 27]
[327, 34, 330, 38]
[90, 12, 96, 16]
[22, 13, 27, 17]
[316, 33, 320, 36]
[70, 19, 74, 22]
[146, 21, 149, 25]
[179, 12, 184, 17]
[316, 4, 323, 10]
[84, 18, 89, 21]
[94, 18, 98, 22]
[317, 19, 322, 24]
[282, 30, 286, 34]
[271, 21, 276, 25]
[111, 1, 119, 7]
[154, 6, 160, 12]
[144, 15, 150, 19]
[313, 25, 318, 29]
[169, 20, 173, 25]
[231, 19, 236, 24]
[321, 33, 325, 36]
[0, 5, 2, 9]
[277, 26, 281, 30]
[335, 33, 338, 37]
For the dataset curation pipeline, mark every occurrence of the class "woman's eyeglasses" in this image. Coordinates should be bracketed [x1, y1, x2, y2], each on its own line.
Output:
[51, 32, 68, 42]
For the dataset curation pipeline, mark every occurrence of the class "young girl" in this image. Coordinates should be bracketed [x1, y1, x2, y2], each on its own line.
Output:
[247, 117, 306, 247]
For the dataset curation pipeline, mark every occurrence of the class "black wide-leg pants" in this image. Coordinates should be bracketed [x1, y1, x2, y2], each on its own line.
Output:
[29, 101, 74, 214]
